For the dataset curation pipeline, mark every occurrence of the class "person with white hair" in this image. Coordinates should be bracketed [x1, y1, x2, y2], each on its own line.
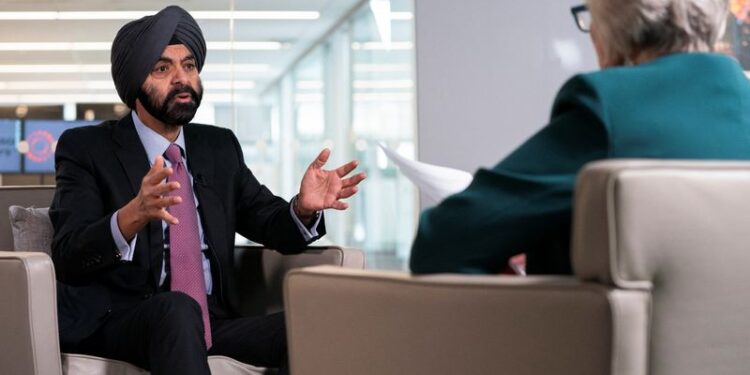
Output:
[410, 0, 748, 275]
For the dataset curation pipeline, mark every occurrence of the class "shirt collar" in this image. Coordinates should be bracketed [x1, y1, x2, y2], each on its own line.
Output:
[131, 110, 187, 166]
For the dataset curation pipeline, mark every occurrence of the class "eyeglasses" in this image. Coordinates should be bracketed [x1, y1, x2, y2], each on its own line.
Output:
[571, 4, 591, 33]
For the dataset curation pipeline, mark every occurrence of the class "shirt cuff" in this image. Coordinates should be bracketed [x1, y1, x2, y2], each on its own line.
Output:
[289, 196, 322, 242]
[110, 211, 137, 261]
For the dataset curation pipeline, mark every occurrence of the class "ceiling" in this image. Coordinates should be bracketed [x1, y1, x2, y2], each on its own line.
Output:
[0, 0, 368, 106]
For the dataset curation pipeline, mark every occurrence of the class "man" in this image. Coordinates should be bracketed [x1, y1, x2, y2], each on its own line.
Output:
[50, 6, 365, 375]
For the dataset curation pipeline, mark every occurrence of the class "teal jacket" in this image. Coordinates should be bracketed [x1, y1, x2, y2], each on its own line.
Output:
[410, 53, 750, 275]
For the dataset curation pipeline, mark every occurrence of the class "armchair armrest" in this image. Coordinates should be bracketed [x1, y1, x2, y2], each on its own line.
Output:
[233, 246, 364, 315]
[284, 266, 649, 375]
[0, 251, 61, 375]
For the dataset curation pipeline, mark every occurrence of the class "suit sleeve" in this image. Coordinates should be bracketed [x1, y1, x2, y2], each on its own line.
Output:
[409, 76, 609, 274]
[228, 131, 326, 253]
[50, 129, 122, 284]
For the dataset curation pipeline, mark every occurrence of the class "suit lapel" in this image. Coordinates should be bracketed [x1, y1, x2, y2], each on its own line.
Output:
[112, 114, 165, 287]
[183, 125, 226, 256]
[183, 124, 215, 190]
[112, 115, 150, 196]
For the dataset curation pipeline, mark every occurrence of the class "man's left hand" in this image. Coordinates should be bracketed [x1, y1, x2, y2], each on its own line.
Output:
[296, 148, 366, 220]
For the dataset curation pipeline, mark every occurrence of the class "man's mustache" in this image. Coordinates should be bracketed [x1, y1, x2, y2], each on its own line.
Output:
[165, 85, 200, 105]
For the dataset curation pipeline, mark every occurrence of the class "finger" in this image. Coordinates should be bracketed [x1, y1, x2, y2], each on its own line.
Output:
[146, 155, 165, 178]
[154, 195, 182, 208]
[334, 159, 358, 178]
[153, 155, 164, 171]
[330, 201, 349, 210]
[151, 181, 181, 196]
[144, 164, 173, 186]
[311, 148, 331, 169]
[342, 172, 367, 188]
[158, 209, 179, 225]
[338, 186, 358, 200]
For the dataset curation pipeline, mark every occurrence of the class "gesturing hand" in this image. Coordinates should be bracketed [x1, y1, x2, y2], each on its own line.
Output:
[117, 155, 182, 240]
[296, 148, 366, 219]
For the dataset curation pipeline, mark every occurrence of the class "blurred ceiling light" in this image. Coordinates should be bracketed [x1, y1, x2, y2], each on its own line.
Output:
[351, 41, 414, 50]
[390, 12, 414, 20]
[0, 92, 257, 104]
[205, 81, 257, 89]
[353, 80, 414, 89]
[353, 92, 413, 102]
[0, 80, 256, 90]
[0, 42, 110, 51]
[207, 64, 270, 73]
[294, 93, 324, 103]
[0, 11, 320, 21]
[296, 80, 324, 90]
[0, 64, 110, 73]
[0, 64, 269, 74]
[194, 11, 319, 20]
[355, 139, 368, 152]
[0, 94, 121, 104]
[352, 63, 411, 73]
[0, 41, 288, 51]
[113, 103, 129, 116]
[15, 104, 28, 118]
[207, 41, 288, 50]
[0, 81, 113, 89]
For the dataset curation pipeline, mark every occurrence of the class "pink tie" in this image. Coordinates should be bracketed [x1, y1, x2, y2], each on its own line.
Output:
[164, 143, 212, 349]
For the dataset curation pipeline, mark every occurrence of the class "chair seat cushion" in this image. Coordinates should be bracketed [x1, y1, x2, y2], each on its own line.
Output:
[62, 353, 266, 375]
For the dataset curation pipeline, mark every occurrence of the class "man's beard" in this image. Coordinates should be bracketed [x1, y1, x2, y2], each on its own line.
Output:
[137, 80, 203, 126]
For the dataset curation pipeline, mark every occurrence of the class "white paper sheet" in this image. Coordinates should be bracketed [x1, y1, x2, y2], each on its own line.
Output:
[378, 142, 473, 207]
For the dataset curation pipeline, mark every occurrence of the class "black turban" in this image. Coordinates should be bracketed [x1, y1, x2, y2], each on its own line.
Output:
[111, 5, 206, 108]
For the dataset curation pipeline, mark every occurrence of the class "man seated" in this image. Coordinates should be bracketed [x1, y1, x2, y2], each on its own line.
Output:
[50, 6, 365, 375]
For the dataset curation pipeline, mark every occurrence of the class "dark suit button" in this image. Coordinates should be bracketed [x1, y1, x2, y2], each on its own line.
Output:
[143, 293, 153, 299]
[115, 252, 122, 260]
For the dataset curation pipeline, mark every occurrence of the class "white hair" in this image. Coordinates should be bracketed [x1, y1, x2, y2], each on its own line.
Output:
[587, 0, 728, 63]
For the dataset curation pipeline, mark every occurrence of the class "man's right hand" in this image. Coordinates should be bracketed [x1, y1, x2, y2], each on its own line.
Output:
[117, 155, 182, 241]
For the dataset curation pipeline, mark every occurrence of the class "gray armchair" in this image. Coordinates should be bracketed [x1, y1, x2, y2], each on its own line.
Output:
[0, 185, 364, 375]
[284, 160, 750, 375]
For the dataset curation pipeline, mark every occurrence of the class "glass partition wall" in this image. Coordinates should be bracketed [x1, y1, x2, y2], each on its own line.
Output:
[257, 0, 417, 269]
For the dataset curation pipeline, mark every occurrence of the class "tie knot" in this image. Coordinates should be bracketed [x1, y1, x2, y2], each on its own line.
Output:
[164, 144, 183, 164]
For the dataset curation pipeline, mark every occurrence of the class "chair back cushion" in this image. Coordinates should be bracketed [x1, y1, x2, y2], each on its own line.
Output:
[572, 159, 750, 375]
[0, 186, 55, 251]
[9, 206, 53, 254]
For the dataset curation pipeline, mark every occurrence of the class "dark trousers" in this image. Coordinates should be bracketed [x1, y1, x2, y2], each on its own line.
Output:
[71, 292, 288, 375]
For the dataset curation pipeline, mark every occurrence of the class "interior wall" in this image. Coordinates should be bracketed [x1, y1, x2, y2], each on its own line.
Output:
[415, 0, 598, 174]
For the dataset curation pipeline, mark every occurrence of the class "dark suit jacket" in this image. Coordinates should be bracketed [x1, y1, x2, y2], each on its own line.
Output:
[50, 114, 324, 342]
